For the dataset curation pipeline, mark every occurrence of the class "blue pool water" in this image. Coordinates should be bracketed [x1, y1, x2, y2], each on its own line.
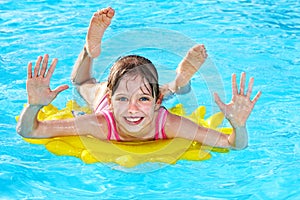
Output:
[1, 0, 300, 199]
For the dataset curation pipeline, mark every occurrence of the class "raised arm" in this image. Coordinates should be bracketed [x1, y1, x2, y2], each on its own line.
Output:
[165, 72, 261, 150]
[70, 7, 115, 108]
[16, 55, 107, 139]
[16, 55, 69, 137]
[214, 72, 261, 149]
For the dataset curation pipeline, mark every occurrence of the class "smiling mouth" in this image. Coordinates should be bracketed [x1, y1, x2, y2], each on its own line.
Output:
[124, 117, 144, 125]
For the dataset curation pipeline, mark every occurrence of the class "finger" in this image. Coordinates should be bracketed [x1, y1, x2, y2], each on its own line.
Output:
[246, 77, 254, 98]
[40, 54, 49, 77]
[197, 44, 206, 56]
[251, 90, 262, 105]
[27, 62, 32, 79]
[33, 56, 43, 77]
[232, 73, 238, 96]
[204, 50, 208, 58]
[213, 92, 226, 112]
[240, 72, 246, 95]
[201, 46, 208, 59]
[52, 85, 69, 95]
[45, 58, 58, 79]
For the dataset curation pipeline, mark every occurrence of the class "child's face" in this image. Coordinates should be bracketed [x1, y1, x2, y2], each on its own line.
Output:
[109, 75, 159, 137]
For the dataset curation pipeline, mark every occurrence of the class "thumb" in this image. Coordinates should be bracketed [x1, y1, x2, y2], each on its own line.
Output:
[213, 92, 226, 111]
[52, 84, 69, 95]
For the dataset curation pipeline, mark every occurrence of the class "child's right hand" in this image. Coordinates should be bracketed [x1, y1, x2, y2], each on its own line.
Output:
[26, 54, 69, 106]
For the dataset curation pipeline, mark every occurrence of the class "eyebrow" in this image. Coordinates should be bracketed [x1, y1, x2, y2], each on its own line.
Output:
[113, 91, 129, 97]
[114, 85, 152, 96]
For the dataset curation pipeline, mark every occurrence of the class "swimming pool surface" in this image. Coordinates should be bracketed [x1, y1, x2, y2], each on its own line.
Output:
[1, 0, 299, 199]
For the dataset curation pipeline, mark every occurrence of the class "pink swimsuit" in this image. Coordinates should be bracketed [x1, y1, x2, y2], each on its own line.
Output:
[94, 95, 168, 141]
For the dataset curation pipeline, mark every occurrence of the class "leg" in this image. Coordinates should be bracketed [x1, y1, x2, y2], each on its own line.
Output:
[71, 7, 115, 85]
[175, 44, 207, 89]
[70, 7, 114, 108]
[161, 44, 207, 97]
[85, 7, 115, 58]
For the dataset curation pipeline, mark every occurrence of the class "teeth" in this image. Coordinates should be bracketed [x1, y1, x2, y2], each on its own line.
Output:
[126, 117, 141, 122]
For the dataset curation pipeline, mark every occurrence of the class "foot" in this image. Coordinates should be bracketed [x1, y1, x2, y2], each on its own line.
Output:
[86, 7, 115, 58]
[175, 44, 207, 88]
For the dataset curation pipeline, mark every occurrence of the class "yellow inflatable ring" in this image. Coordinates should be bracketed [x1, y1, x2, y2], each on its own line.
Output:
[17, 100, 232, 168]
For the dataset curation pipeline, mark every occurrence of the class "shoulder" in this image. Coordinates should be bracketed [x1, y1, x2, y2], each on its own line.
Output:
[92, 82, 108, 110]
[95, 112, 110, 129]
[164, 109, 180, 121]
[95, 113, 110, 140]
[164, 111, 183, 137]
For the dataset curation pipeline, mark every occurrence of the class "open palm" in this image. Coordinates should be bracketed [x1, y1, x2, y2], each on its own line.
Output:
[27, 55, 69, 106]
[214, 72, 261, 128]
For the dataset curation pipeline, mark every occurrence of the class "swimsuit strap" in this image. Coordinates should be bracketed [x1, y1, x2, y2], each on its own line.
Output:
[94, 94, 121, 141]
[95, 95, 168, 141]
[94, 94, 109, 114]
[155, 107, 168, 140]
[102, 107, 168, 141]
[101, 110, 121, 141]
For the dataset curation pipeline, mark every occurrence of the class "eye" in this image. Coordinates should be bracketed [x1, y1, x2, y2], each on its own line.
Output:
[118, 97, 128, 102]
[139, 96, 150, 102]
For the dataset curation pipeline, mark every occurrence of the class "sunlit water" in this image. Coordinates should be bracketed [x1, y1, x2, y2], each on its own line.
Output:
[1, 0, 299, 199]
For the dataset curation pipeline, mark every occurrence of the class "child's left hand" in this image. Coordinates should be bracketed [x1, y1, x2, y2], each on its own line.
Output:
[213, 72, 261, 128]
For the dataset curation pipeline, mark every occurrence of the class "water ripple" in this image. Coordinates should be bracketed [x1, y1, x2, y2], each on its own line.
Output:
[1, 0, 299, 199]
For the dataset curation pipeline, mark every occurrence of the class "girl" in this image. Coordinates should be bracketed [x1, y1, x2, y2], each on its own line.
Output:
[71, 7, 208, 111]
[17, 54, 261, 150]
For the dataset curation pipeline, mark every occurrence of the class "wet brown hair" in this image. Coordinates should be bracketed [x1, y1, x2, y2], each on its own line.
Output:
[106, 55, 160, 101]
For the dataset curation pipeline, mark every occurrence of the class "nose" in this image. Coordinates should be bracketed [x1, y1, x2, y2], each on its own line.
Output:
[128, 100, 139, 113]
